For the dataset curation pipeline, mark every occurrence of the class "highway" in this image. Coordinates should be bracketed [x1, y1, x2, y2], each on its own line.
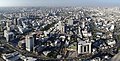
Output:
[0, 38, 91, 60]
[111, 51, 120, 61]
[0, 38, 45, 58]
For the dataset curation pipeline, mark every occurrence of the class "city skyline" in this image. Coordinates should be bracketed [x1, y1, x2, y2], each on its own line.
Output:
[0, 2, 120, 61]
[0, 0, 120, 7]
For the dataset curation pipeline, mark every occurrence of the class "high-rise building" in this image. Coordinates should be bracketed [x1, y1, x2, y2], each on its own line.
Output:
[78, 26, 82, 38]
[26, 36, 34, 51]
[57, 21, 65, 33]
[4, 30, 14, 42]
[6, 19, 10, 31]
[13, 18, 17, 25]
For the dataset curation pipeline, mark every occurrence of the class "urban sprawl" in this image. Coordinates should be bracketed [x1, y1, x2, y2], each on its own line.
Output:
[0, 7, 120, 61]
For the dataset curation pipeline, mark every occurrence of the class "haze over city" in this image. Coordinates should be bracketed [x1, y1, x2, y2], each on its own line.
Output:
[1, 0, 120, 61]
[0, 0, 120, 7]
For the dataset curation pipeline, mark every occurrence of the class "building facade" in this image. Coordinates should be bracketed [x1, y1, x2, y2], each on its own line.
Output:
[78, 41, 92, 55]
[26, 36, 34, 51]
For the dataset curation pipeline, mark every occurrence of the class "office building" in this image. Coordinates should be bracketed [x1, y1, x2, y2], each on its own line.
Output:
[4, 30, 14, 42]
[26, 36, 34, 51]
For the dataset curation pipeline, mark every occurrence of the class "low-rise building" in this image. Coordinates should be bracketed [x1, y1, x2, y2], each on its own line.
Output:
[78, 41, 92, 55]
[2, 52, 20, 61]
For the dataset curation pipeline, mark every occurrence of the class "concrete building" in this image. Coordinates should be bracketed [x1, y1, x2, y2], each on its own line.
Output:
[13, 18, 17, 25]
[4, 30, 14, 42]
[78, 41, 92, 55]
[26, 36, 34, 51]
[17, 25, 23, 34]
[23, 57, 37, 61]
[67, 19, 73, 25]
[2, 52, 20, 61]
[107, 39, 116, 47]
[6, 19, 11, 31]
[78, 26, 82, 38]
[57, 21, 65, 33]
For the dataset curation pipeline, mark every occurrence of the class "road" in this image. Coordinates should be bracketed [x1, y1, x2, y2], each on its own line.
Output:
[0, 36, 79, 60]
[0, 38, 44, 57]
[111, 52, 120, 61]
[0, 38, 90, 60]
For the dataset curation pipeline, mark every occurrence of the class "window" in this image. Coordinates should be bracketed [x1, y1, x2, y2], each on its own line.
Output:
[87, 45, 89, 52]
[84, 46, 86, 52]
[81, 46, 82, 53]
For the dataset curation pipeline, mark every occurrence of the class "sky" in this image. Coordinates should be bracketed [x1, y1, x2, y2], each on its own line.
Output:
[0, 0, 120, 7]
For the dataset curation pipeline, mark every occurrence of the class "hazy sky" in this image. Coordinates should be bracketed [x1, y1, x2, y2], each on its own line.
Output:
[0, 0, 120, 7]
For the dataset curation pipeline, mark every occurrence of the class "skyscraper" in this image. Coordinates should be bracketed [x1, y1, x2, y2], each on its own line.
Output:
[26, 35, 34, 51]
